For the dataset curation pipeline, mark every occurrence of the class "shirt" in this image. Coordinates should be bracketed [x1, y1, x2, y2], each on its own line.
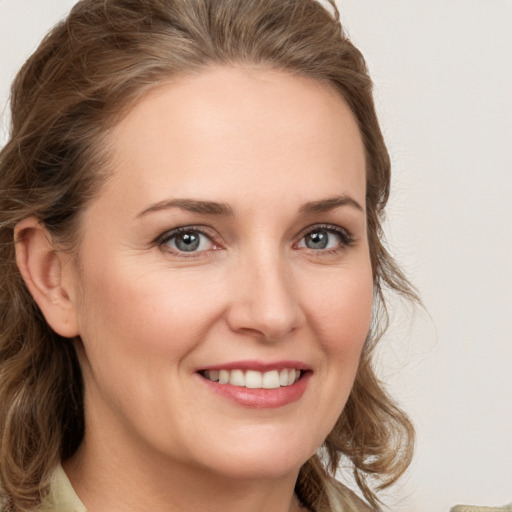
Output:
[18, 466, 512, 512]
[40, 465, 86, 512]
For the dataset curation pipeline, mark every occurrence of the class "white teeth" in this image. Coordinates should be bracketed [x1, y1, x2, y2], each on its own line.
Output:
[245, 370, 262, 389]
[230, 369, 245, 387]
[262, 370, 280, 389]
[203, 368, 302, 388]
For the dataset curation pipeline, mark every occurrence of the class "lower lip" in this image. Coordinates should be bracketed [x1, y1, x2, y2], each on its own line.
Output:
[199, 372, 311, 409]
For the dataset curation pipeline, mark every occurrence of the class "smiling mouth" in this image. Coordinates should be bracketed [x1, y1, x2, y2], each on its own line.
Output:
[200, 368, 303, 389]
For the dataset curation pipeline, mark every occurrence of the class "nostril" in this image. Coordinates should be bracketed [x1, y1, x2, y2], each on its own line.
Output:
[226, 303, 304, 342]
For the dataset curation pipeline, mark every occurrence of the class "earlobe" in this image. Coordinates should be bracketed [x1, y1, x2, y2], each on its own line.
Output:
[14, 217, 80, 338]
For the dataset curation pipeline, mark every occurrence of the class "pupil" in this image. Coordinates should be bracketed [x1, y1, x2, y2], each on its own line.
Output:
[176, 232, 200, 251]
[306, 231, 328, 249]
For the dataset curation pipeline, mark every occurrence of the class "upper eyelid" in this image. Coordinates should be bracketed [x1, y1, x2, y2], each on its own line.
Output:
[296, 223, 353, 240]
[156, 225, 216, 243]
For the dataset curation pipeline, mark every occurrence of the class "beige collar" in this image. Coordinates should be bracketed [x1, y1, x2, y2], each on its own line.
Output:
[41, 464, 87, 512]
[451, 505, 512, 512]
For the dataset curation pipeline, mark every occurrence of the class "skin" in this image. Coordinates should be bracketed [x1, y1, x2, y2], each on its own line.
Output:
[17, 66, 373, 512]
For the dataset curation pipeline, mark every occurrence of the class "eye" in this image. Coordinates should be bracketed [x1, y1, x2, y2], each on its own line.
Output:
[159, 228, 215, 254]
[297, 225, 353, 252]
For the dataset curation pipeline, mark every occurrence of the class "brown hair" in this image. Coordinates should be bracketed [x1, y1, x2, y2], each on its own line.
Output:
[0, 0, 417, 510]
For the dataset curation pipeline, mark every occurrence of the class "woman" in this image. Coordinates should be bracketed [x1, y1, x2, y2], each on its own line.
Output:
[0, 0, 416, 511]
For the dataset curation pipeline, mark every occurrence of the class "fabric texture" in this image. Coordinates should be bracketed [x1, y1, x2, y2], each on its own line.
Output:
[450, 505, 512, 512]
[40, 465, 86, 512]
[15, 466, 512, 512]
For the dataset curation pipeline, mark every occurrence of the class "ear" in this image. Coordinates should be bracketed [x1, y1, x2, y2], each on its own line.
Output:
[14, 217, 80, 338]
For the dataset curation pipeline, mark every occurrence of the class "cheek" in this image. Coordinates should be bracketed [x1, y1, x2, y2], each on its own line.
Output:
[79, 267, 221, 351]
[73, 263, 229, 432]
[293, 264, 373, 447]
[301, 265, 374, 355]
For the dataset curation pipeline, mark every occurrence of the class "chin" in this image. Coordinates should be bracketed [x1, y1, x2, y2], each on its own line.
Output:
[208, 456, 304, 482]
[190, 433, 318, 481]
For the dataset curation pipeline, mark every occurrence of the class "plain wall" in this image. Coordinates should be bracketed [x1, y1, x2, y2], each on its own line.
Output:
[339, 2, 512, 510]
[1, 1, 511, 511]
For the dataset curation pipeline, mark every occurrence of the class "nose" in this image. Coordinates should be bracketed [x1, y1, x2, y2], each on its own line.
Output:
[226, 251, 305, 342]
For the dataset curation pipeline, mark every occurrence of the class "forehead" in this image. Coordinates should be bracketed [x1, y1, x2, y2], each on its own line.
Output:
[98, 66, 366, 213]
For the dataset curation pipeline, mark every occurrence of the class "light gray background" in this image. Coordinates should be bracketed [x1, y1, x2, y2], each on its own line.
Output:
[1, 1, 511, 510]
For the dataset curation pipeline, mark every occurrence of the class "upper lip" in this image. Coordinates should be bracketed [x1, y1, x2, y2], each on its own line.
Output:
[198, 360, 311, 372]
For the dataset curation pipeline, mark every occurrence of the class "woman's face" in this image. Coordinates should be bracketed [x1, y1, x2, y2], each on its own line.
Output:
[69, 66, 373, 480]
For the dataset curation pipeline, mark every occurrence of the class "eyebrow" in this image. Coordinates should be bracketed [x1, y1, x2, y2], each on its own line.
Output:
[136, 198, 234, 218]
[299, 195, 364, 214]
[136, 194, 364, 219]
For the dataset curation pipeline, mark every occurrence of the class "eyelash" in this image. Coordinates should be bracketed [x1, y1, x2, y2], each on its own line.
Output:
[296, 224, 355, 255]
[156, 223, 354, 258]
[156, 226, 218, 258]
